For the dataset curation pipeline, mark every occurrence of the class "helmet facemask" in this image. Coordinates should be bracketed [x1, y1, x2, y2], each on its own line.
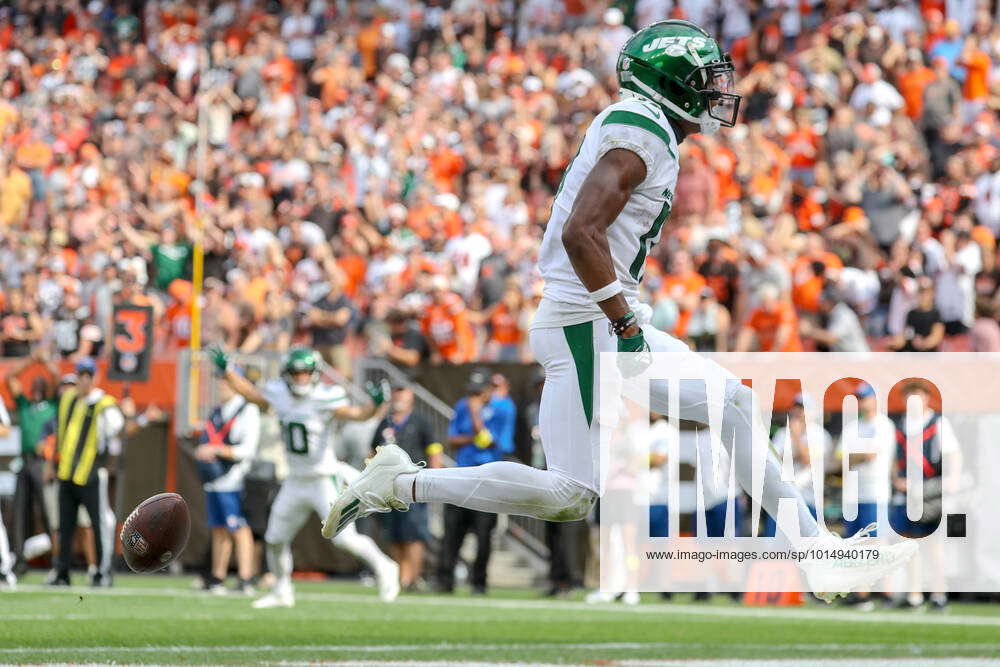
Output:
[685, 57, 740, 135]
[285, 368, 319, 397]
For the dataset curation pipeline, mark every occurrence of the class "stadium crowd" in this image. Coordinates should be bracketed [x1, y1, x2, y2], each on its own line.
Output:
[1, 0, 1000, 374]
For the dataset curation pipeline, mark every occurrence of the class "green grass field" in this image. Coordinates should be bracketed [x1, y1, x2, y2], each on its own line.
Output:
[1, 573, 999, 665]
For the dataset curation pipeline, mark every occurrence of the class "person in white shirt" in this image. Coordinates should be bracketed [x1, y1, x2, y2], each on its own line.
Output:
[837, 383, 895, 537]
[849, 63, 904, 126]
[974, 158, 1000, 236]
[195, 379, 262, 595]
[599, 8, 634, 75]
[876, 0, 923, 44]
[934, 229, 982, 333]
[836, 382, 897, 610]
[280, 4, 316, 63]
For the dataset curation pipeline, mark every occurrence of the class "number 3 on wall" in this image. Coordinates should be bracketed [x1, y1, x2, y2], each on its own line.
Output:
[108, 304, 154, 382]
[115, 308, 149, 354]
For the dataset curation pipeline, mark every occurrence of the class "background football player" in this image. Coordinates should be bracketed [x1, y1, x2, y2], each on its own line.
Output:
[324, 20, 915, 601]
[211, 346, 400, 607]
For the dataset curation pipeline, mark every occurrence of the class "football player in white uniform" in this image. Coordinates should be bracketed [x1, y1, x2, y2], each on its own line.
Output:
[211, 346, 400, 607]
[323, 20, 916, 601]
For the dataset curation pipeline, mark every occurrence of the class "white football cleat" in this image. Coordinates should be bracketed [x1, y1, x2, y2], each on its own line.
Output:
[3, 572, 16, 591]
[321, 444, 423, 539]
[377, 560, 401, 602]
[252, 590, 295, 609]
[799, 523, 918, 603]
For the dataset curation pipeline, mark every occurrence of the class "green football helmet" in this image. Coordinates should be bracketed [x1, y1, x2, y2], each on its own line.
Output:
[617, 20, 741, 135]
[281, 347, 320, 397]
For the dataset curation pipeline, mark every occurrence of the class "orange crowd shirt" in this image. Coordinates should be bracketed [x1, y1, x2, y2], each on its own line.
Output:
[792, 252, 843, 284]
[489, 302, 523, 346]
[898, 66, 936, 119]
[747, 302, 803, 352]
[962, 50, 991, 101]
[164, 300, 192, 348]
[660, 271, 706, 337]
[787, 126, 819, 170]
[421, 293, 476, 363]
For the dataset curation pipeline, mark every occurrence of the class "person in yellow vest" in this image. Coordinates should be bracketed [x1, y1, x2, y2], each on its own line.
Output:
[47, 358, 123, 587]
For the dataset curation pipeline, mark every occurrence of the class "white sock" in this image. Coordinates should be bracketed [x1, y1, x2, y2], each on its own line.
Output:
[394, 473, 417, 504]
[265, 542, 293, 596]
[410, 462, 594, 521]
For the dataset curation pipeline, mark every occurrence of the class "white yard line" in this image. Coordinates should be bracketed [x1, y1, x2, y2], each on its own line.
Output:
[1, 642, 999, 655]
[6, 583, 1000, 628]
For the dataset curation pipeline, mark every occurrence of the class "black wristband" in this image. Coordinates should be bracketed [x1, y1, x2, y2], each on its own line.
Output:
[610, 310, 637, 337]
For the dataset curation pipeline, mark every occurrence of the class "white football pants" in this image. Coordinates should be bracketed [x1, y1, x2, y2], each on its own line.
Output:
[410, 318, 819, 537]
[265, 471, 394, 595]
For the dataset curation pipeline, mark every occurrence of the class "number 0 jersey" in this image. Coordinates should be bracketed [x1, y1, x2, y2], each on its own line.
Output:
[533, 95, 681, 328]
[262, 379, 349, 478]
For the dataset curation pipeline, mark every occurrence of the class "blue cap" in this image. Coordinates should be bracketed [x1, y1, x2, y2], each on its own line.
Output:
[75, 357, 97, 376]
[855, 383, 875, 399]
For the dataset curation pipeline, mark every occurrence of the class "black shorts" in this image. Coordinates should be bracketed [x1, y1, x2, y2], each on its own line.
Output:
[379, 503, 429, 544]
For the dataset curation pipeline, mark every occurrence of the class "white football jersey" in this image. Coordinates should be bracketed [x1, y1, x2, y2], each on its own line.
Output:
[262, 379, 350, 477]
[533, 95, 680, 328]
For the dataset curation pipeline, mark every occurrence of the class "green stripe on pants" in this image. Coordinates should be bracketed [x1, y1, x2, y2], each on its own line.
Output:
[563, 321, 595, 427]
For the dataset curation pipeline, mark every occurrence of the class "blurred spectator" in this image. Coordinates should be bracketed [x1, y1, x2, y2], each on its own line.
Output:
[422, 275, 476, 364]
[477, 285, 528, 362]
[376, 308, 431, 371]
[922, 56, 963, 173]
[195, 379, 260, 596]
[1, 288, 43, 358]
[838, 383, 896, 538]
[685, 287, 731, 352]
[437, 368, 509, 594]
[485, 373, 517, 458]
[970, 297, 1000, 351]
[890, 278, 946, 351]
[800, 285, 870, 352]
[836, 381, 896, 610]
[736, 285, 804, 352]
[307, 276, 355, 378]
[851, 158, 918, 253]
[4, 348, 57, 573]
[370, 381, 442, 591]
[934, 229, 982, 334]
[889, 381, 961, 611]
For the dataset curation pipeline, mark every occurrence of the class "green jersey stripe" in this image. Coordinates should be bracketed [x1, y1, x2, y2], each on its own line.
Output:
[601, 110, 676, 160]
[629, 200, 672, 280]
[563, 321, 595, 427]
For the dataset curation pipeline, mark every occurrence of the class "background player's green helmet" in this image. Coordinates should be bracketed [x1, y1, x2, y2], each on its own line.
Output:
[617, 20, 740, 135]
[282, 346, 320, 397]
